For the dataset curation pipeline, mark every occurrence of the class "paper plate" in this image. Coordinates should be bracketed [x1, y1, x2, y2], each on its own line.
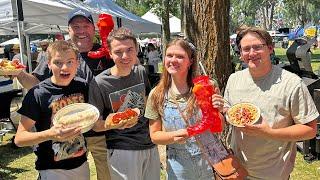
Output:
[226, 102, 260, 127]
[105, 108, 140, 129]
[0, 68, 24, 76]
[53, 103, 100, 133]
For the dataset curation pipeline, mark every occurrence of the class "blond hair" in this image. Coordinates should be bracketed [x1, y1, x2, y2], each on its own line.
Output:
[47, 40, 79, 61]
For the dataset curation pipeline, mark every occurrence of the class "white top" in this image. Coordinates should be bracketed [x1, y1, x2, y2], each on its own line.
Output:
[147, 50, 160, 64]
[36, 51, 47, 63]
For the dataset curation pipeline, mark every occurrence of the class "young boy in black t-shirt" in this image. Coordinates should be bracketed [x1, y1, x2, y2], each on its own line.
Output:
[15, 41, 90, 180]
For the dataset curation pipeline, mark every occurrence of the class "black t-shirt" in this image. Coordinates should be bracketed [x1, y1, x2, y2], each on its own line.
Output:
[18, 78, 89, 170]
[89, 65, 154, 150]
[32, 44, 114, 137]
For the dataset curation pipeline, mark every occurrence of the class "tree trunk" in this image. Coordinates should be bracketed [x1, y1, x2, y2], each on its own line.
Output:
[184, 0, 232, 145]
[180, 0, 186, 35]
[185, 0, 231, 90]
[161, 0, 170, 54]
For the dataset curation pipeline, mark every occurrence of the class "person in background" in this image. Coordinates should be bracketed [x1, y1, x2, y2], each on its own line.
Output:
[11, 44, 27, 63]
[146, 43, 160, 73]
[144, 38, 227, 179]
[36, 40, 49, 64]
[15, 8, 114, 180]
[89, 27, 160, 180]
[224, 26, 318, 179]
[15, 40, 89, 180]
[55, 32, 65, 41]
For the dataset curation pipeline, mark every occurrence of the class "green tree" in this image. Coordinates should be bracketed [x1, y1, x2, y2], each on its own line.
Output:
[230, 0, 261, 31]
[283, 0, 320, 27]
[114, 0, 152, 16]
[230, 0, 279, 31]
[113, 0, 180, 17]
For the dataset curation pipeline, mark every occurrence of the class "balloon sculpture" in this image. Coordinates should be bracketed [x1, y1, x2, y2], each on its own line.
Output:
[187, 75, 222, 137]
[88, 13, 114, 59]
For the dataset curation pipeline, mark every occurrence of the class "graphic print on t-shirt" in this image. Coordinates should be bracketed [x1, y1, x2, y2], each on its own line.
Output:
[96, 60, 105, 71]
[50, 93, 85, 114]
[109, 83, 145, 115]
[50, 93, 87, 161]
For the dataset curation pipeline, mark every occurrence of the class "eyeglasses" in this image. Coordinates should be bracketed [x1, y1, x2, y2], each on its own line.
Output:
[241, 44, 266, 53]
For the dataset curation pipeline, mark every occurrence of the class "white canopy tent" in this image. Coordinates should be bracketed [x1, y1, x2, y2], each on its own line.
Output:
[84, 0, 161, 34]
[141, 9, 181, 33]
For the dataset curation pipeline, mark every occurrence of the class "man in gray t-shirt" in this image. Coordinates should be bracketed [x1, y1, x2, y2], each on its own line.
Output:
[224, 27, 318, 180]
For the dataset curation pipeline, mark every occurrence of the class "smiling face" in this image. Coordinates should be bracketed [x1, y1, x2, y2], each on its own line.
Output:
[240, 33, 273, 77]
[164, 45, 192, 78]
[109, 39, 137, 76]
[68, 16, 95, 52]
[48, 49, 79, 86]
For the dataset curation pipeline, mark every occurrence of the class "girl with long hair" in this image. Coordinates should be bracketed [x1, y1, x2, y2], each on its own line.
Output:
[145, 38, 228, 179]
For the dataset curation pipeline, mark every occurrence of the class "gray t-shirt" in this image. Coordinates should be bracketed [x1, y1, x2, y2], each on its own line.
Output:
[89, 65, 154, 150]
[224, 65, 319, 180]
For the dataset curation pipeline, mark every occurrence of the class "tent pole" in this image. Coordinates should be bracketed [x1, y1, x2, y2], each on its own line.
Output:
[16, 0, 30, 72]
[17, 21, 27, 68]
[25, 34, 32, 72]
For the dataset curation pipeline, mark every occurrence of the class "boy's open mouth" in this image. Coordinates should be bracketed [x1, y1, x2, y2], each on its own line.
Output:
[60, 72, 71, 78]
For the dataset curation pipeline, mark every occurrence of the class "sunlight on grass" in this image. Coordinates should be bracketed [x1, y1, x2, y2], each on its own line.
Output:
[0, 135, 167, 179]
[1, 142, 319, 179]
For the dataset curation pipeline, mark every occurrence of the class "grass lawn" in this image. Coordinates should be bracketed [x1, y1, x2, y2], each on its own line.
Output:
[0, 134, 166, 180]
[274, 47, 320, 73]
[1, 134, 320, 179]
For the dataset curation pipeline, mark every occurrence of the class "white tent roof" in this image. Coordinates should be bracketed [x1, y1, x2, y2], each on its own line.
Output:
[141, 9, 181, 33]
[141, 11, 161, 25]
[0, 38, 19, 46]
[84, 0, 161, 34]
[169, 16, 181, 33]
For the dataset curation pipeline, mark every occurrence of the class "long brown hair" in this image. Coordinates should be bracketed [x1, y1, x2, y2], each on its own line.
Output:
[150, 38, 199, 119]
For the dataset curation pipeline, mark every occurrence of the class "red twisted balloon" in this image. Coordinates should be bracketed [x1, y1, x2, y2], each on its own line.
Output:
[187, 75, 222, 137]
[88, 13, 114, 59]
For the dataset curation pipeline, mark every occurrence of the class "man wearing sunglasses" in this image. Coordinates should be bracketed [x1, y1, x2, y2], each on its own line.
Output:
[223, 27, 318, 179]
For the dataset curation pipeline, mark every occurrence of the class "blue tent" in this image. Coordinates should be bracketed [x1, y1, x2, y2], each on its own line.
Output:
[288, 27, 304, 40]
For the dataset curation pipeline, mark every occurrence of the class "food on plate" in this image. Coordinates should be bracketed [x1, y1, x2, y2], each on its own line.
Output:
[105, 108, 140, 128]
[57, 108, 97, 128]
[0, 59, 26, 75]
[0, 59, 26, 69]
[226, 102, 260, 127]
[53, 103, 99, 133]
